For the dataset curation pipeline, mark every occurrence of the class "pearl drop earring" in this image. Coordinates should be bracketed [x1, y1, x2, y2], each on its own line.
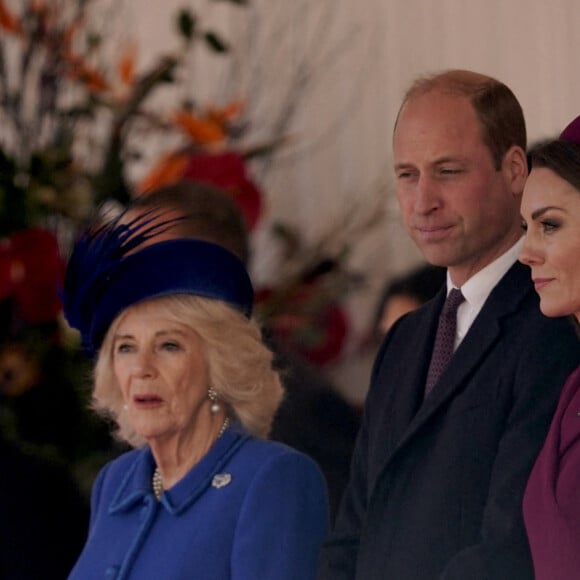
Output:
[208, 388, 220, 413]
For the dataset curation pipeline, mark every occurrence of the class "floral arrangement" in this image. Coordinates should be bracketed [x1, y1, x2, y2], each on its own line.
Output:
[0, 0, 259, 485]
[0, 0, 385, 501]
[0, 0, 250, 224]
[0, 0, 255, 319]
[0, 0, 382, 374]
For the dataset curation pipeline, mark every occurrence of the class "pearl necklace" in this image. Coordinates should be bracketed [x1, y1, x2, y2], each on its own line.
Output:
[152, 417, 230, 501]
[152, 466, 164, 501]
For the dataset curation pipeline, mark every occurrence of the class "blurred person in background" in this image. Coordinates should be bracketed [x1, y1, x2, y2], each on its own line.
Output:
[373, 263, 446, 336]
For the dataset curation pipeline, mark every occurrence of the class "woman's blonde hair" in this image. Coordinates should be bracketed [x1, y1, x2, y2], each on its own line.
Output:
[92, 294, 283, 447]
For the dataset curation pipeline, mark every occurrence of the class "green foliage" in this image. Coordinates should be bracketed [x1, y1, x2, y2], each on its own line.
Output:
[176, 8, 197, 41]
[204, 31, 230, 53]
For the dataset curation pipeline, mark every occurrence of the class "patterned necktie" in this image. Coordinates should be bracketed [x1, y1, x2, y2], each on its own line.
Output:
[425, 288, 465, 396]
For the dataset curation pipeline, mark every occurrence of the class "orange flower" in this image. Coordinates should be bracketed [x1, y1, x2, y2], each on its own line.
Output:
[117, 42, 137, 87]
[172, 110, 226, 145]
[136, 150, 191, 194]
[0, 0, 21, 33]
[83, 68, 109, 93]
[206, 99, 245, 125]
[66, 60, 109, 93]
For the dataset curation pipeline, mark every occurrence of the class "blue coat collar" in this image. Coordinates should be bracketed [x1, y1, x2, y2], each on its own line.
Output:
[108, 427, 249, 516]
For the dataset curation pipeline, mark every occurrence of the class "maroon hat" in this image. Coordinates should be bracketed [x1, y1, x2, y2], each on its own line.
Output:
[559, 115, 580, 144]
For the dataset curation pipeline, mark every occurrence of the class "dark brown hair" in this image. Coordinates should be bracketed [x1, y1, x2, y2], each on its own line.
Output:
[528, 139, 580, 193]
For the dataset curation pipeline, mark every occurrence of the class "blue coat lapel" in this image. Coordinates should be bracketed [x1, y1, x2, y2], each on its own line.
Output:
[109, 428, 248, 516]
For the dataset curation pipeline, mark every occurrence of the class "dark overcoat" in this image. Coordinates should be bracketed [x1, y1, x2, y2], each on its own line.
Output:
[318, 262, 580, 580]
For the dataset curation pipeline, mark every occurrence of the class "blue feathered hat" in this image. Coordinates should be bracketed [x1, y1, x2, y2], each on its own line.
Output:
[62, 205, 254, 356]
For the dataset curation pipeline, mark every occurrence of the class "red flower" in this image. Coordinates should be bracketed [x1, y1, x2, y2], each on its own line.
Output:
[255, 284, 349, 366]
[0, 0, 21, 34]
[182, 152, 263, 230]
[0, 228, 64, 325]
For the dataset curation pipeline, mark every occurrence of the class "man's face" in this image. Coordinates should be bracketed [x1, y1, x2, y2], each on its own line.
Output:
[393, 91, 522, 286]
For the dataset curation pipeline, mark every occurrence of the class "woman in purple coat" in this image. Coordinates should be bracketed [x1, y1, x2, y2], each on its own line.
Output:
[62, 206, 328, 580]
[519, 114, 580, 580]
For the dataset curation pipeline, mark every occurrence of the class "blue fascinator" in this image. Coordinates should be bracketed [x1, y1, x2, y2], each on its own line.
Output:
[62, 206, 254, 355]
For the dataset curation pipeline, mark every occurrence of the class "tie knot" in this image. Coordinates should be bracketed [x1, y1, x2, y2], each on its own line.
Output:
[442, 288, 464, 317]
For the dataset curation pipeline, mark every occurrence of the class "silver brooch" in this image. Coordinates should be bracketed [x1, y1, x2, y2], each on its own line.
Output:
[212, 473, 232, 489]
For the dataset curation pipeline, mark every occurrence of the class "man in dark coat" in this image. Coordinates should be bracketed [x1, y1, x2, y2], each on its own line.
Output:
[317, 69, 580, 579]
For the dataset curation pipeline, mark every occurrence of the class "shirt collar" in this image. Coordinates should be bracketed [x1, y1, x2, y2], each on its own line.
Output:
[446, 237, 524, 343]
[446, 237, 524, 308]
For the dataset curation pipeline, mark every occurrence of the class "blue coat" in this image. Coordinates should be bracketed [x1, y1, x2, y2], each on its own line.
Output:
[68, 427, 328, 580]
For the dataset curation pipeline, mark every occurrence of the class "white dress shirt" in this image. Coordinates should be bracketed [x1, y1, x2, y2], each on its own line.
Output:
[447, 237, 524, 349]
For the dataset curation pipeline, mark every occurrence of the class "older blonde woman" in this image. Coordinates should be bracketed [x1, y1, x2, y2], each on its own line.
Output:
[63, 208, 328, 580]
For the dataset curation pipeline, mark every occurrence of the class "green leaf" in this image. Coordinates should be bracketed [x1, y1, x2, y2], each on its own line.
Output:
[176, 8, 197, 40]
[86, 32, 102, 51]
[158, 67, 176, 84]
[204, 31, 229, 53]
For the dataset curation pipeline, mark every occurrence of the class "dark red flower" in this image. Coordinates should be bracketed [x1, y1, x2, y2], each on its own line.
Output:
[0, 228, 64, 325]
[255, 284, 349, 367]
[182, 151, 263, 230]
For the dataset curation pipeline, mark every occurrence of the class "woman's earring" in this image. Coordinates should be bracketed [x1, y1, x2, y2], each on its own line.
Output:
[208, 388, 220, 413]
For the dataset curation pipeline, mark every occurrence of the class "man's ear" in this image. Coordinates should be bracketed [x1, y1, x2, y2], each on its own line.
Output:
[502, 145, 528, 197]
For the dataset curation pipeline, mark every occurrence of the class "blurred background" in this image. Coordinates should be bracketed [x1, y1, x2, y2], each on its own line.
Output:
[110, 0, 580, 404]
[0, 0, 579, 500]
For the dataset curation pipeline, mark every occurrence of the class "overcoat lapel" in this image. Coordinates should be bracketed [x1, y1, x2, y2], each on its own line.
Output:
[373, 289, 443, 452]
[381, 262, 532, 468]
[412, 305, 501, 427]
